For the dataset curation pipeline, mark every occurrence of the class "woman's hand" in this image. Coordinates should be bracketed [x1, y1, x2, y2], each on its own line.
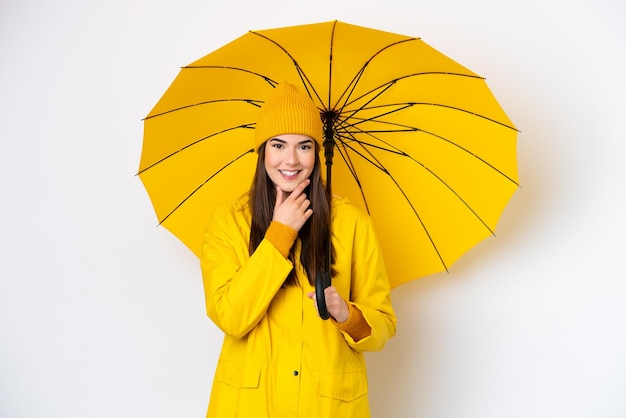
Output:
[307, 286, 350, 323]
[272, 179, 313, 232]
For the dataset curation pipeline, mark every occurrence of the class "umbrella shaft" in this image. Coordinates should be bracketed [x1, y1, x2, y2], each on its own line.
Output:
[323, 122, 334, 275]
[323, 119, 335, 196]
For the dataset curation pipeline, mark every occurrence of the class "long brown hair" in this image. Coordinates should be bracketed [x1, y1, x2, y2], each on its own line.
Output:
[248, 141, 333, 286]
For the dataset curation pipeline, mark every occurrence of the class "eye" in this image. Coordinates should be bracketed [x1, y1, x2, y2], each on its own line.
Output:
[299, 143, 312, 150]
[270, 142, 284, 149]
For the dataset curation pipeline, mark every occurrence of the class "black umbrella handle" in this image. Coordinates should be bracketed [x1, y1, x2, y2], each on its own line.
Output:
[315, 271, 332, 320]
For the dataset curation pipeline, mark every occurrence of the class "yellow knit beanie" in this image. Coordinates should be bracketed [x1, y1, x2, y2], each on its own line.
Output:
[254, 82, 323, 151]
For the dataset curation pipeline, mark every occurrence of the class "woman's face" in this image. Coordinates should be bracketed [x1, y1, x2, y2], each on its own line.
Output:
[264, 134, 316, 195]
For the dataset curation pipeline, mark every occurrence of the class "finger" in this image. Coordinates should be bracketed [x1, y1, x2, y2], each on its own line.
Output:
[288, 178, 310, 200]
[325, 287, 341, 309]
[309, 292, 320, 315]
[297, 196, 311, 211]
[324, 287, 349, 323]
[324, 287, 334, 305]
[291, 192, 306, 206]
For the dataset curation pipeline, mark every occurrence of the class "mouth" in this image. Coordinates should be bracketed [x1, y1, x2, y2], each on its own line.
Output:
[279, 170, 300, 179]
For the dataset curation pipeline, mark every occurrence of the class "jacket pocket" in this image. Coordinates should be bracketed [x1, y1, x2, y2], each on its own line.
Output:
[319, 370, 368, 402]
[216, 359, 262, 389]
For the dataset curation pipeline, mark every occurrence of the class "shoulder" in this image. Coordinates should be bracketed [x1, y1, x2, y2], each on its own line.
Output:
[207, 194, 251, 228]
[213, 193, 249, 214]
[332, 195, 367, 216]
[331, 195, 372, 228]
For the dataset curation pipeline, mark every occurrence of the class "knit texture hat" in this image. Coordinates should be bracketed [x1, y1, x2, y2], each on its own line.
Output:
[254, 82, 323, 151]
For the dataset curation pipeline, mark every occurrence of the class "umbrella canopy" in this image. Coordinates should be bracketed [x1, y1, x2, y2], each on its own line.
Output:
[138, 20, 519, 288]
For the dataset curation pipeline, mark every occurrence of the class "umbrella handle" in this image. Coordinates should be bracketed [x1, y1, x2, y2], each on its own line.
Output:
[315, 271, 332, 320]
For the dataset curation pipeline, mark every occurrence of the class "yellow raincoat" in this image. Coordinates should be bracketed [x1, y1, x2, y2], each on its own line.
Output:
[201, 194, 396, 418]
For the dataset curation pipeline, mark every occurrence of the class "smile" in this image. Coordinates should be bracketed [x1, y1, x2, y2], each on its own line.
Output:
[279, 170, 300, 177]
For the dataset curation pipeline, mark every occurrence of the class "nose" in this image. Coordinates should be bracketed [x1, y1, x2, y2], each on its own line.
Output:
[285, 147, 299, 165]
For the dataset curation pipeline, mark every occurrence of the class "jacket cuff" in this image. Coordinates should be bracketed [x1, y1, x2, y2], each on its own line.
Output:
[334, 303, 372, 342]
[265, 221, 298, 258]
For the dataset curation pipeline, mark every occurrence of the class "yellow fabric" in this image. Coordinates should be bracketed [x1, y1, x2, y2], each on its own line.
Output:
[264, 221, 297, 258]
[254, 82, 323, 150]
[201, 194, 396, 418]
[334, 303, 371, 342]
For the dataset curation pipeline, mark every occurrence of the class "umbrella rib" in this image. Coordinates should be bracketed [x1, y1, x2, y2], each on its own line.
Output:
[360, 101, 519, 131]
[333, 139, 371, 214]
[248, 31, 327, 109]
[334, 133, 449, 272]
[342, 72, 484, 117]
[363, 126, 518, 186]
[183, 65, 278, 86]
[337, 128, 499, 236]
[333, 38, 417, 113]
[186, 55, 317, 107]
[144, 98, 263, 120]
[157, 148, 255, 226]
[137, 124, 254, 175]
[339, 105, 519, 186]
[182, 64, 321, 112]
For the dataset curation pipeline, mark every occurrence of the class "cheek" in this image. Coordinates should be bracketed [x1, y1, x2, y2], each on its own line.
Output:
[302, 153, 316, 170]
[264, 152, 276, 169]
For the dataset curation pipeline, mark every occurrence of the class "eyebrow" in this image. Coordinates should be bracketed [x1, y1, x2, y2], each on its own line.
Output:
[268, 137, 314, 145]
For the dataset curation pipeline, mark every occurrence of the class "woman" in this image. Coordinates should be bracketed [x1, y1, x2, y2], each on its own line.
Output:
[201, 82, 396, 417]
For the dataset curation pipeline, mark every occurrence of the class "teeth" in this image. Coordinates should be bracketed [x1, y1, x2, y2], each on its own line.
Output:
[280, 170, 298, 176]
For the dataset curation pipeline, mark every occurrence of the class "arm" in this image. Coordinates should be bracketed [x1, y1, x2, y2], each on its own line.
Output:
[308, 206, 397, 349]
[201, 181, 312, 339]
[308, 287, 372, 342]
[201, 207, 295, 339]
[342, 213, 397, 352]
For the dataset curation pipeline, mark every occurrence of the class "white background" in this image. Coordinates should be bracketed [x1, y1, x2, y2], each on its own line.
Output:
[1, 0, 625, 417]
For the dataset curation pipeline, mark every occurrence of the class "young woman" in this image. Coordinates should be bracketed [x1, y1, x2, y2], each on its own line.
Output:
[201, 82, 396, 417]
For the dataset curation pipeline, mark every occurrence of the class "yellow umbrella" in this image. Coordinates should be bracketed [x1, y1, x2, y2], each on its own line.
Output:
[138, 20, 519, 288]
